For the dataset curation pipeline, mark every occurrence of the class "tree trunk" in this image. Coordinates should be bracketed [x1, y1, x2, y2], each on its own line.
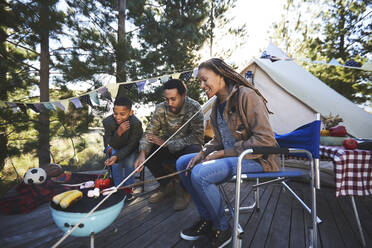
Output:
[117, 0, 130, 97]
[209, 0, 214, 57]
[38, 0, 50, 167]
[0, 27, 7, 169]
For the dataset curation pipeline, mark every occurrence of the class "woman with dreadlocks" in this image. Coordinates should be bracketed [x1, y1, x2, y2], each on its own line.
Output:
[176, 58, 280, 248]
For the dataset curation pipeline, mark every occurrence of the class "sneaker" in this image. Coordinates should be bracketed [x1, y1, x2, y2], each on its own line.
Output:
[125, 193, 136, 202]
[208, 226, 232, 248]
[123, 187, 134, 195]
[180, 219, 212, 241]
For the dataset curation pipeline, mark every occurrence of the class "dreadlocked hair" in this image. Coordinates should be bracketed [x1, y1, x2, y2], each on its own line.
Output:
[198, 58, 272, 114]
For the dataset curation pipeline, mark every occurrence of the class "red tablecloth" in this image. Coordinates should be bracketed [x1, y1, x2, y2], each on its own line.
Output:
[319, 145, 372, 197]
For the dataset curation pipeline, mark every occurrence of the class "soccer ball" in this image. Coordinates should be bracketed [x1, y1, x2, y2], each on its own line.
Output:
[23, 168, 47, 185]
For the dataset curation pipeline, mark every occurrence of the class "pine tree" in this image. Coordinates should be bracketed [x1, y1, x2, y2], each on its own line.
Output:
[59, 0, 235, 103]
[271, 0, 371, 106]
[2, 0, 66, 167]
[0, 0, 38, 169]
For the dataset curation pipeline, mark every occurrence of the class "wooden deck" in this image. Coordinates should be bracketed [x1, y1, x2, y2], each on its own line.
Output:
[1, 168, 372, 248]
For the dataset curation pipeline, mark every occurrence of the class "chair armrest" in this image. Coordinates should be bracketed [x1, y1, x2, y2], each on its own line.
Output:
[251, 147, 289, 155]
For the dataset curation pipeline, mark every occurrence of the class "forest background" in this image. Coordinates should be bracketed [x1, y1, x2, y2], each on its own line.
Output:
[0, 0, 371, 194]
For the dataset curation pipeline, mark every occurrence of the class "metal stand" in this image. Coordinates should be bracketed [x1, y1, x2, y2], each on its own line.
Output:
[350, 196, 366, 247]
[90, 232, 94, 248]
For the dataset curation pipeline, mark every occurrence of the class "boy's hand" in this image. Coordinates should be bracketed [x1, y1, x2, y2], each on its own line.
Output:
[104, 155, 118, 166]
[117, 121, 130, 136]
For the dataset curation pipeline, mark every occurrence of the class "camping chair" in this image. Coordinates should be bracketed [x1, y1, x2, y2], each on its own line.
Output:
[220, 116, 322, 248]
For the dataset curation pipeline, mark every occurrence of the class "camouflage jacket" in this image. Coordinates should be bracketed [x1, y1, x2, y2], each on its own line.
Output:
[139, 96, 204, 154]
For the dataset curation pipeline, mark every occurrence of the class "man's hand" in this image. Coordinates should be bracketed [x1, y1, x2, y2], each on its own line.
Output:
[104, 155, 118, 166]
[117, 121, 130, 136]
[134, 151, 146, 172]
[203, 150, 224, 162]
[146, 134, 167, 147]
[185, 152, 204, 176]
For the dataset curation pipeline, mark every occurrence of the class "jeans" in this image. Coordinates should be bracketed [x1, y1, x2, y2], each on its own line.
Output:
[176, 153, 263, 230]
[110, 149, 137, 187]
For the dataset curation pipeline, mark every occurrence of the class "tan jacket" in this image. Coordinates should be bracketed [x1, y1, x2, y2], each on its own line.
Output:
[203, 85, 280, 172]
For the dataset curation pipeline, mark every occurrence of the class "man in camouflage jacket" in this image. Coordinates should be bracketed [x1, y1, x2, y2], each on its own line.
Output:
[134, 79, 204, 211]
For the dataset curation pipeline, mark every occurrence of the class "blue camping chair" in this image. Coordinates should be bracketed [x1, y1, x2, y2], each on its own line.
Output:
[220, 116, 322, 248]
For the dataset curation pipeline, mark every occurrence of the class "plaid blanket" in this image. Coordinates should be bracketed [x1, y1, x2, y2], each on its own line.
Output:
[0, 173, 98, 215]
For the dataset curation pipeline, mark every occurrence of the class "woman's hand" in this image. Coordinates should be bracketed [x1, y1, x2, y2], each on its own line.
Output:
[203, 150, 224, 162]
[185, 152, 204, 176]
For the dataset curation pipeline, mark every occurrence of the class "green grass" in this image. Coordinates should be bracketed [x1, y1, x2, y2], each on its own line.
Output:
[0, 130, 106, 197]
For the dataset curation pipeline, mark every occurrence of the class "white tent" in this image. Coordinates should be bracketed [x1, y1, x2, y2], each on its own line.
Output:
[239, 43, 372, 139]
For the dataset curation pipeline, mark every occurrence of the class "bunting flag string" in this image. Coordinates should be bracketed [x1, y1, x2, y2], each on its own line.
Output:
[260, 50, 372, 72]
[0, 67, 197, 112]
[1, 54, 369, 116]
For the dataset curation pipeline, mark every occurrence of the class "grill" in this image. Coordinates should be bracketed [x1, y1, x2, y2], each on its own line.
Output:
[50, 189, 126, 237]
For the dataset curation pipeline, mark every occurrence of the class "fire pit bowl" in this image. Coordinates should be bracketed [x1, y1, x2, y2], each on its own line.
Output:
[49, 190, 125, 237]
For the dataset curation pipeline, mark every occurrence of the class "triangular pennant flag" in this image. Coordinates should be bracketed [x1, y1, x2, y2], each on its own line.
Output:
[60, 99, 70, 112]
[147, 78, 157, 85]
[34, 103, 46, 112]
[345, 59, 361, 67]
[106, 83, 119, 99]
[79, 95, 93, 107]
[192, 69, 198, 78]
[16, 103, 28, 114]
[98, 87, 112, 102]
[52, 101, 65, 111]
[260, 51, 270, 59]
[136, 80, 146, 93]
[70, 97, 83, 109]
[0, 101, 7, 108]
[172, 73, 181, 79]
[7, 102, 18, 113]
[361, 60, 372, 71]
[160, 75, 169, 83]
[43, 102, 56, 111]
[329, 58, 341, 66]
[182, 71, 192, 82]
[26, 103, 40, 113]
[313, 60, 327, 64]
[89, 92, 100, 105]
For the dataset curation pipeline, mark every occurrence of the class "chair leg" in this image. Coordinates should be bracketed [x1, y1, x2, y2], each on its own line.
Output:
[255, 178, 260, 210]
[219, 185, 244, 235]
[310, 179, 318, 248]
